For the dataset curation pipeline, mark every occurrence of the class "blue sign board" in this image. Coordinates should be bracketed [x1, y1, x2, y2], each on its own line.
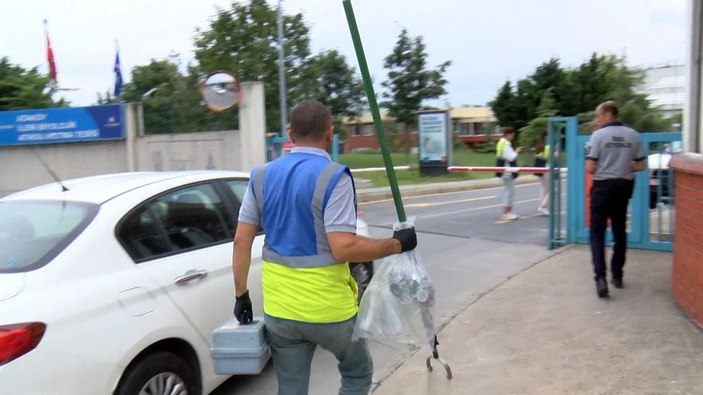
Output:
[0, 105, 124, 146]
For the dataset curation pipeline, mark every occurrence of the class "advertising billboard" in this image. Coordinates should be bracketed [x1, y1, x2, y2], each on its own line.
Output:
[418, 110, 450, 175]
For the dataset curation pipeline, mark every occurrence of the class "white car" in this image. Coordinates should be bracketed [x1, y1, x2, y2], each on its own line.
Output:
[647, 141, 681, 209]
[0, 171, 373, 395]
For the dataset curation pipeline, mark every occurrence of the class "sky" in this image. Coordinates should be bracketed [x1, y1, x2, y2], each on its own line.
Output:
[0, 0, 690, 108]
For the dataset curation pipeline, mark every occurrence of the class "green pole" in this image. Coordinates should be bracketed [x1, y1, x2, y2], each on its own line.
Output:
[342, 0, 406, 222]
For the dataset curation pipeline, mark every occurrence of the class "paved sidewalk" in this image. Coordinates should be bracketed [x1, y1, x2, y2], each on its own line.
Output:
[371, 245, 703, 395]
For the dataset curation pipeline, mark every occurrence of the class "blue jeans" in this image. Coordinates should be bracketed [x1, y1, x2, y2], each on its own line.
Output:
[264, 314, 373, 395]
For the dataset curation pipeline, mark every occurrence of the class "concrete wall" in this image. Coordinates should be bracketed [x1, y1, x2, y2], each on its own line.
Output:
[1, 141, 128, 195]
[0, 81, 266, 197]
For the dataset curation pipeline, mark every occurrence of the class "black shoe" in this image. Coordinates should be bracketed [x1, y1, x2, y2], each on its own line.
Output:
[596, 278, 609, 298]
[612, 277, 623, 289]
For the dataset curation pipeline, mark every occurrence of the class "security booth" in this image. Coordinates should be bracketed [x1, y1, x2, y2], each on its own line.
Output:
[417, 110, 451, 176]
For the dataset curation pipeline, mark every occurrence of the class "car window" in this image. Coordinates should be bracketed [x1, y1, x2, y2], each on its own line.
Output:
[0, 201, 97, 272]
[225, 180, 248, 203]
[224, 179, 264, 234]
[117, 205, 170, 260]
[118, 182, 232, 262]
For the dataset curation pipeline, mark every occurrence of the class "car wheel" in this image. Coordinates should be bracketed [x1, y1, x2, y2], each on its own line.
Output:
[350, 261, 374, 304]
[114, 351, 199, 395]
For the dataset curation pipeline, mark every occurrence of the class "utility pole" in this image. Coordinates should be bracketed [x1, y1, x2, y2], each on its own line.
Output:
[277, 0, 287, 133]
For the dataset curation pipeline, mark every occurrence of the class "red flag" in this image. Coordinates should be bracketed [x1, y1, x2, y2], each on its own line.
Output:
[44, 20, 57, 85]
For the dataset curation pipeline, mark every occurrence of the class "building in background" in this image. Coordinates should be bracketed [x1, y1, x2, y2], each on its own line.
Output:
[637, 63, 685, 119]
[342, 106, 497, 153]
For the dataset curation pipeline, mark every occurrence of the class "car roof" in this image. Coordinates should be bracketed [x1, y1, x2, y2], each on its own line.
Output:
[1, 170, 250, 204]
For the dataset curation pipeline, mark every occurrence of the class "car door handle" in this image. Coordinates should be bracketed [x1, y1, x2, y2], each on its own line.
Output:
[175, 269, 208, 285]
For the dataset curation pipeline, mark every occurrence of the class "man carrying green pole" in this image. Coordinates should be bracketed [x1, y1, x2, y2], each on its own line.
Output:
[343, 0, 452, 380]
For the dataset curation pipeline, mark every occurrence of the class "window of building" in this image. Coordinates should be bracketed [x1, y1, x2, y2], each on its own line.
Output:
[458, 123, 471, 136]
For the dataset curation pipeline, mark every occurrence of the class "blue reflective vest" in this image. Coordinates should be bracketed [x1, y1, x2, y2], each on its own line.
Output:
[251, 153, 354, 268]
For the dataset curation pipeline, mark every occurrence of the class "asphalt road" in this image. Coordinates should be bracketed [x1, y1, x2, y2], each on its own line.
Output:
[213, 181, 555, 394]
[359, 182, 551, 245]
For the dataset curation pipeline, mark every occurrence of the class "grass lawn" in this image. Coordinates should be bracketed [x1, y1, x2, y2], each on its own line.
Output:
[337, 147, 500, 187]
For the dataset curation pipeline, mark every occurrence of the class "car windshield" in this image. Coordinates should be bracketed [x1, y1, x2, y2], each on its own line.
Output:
[0, 200, 98, 273]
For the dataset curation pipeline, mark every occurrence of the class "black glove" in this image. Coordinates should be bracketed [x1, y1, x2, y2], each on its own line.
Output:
[393, 227, 417, 253]
[233, 290, 253, 324]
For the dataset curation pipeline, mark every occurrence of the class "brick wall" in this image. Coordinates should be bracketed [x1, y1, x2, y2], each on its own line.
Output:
[670, 153, 703, 327]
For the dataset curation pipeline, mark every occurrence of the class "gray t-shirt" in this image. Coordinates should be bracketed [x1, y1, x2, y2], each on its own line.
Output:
[586, 123, 645, 181]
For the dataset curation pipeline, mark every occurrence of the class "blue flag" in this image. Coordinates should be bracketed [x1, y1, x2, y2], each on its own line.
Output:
[113, 51, 123, 97]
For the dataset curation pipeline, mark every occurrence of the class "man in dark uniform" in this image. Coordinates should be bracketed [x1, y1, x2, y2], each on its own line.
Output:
[585, 101, 645, 298]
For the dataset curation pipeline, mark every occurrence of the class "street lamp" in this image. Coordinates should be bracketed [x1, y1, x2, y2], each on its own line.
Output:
[138, 87, 162, 135]
[142, 87, 158, 99]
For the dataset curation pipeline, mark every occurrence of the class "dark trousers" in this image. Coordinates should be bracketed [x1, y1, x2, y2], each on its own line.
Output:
[589, 179, 634, 281]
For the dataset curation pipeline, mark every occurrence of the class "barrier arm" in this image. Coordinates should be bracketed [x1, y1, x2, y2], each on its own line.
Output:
[448, 166, 550, 173]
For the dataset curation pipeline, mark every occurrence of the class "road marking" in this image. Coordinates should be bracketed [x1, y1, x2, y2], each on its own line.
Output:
[418, 198, 540, 219]
[406, 195, 495, 208]
[358, 182, 539, 205]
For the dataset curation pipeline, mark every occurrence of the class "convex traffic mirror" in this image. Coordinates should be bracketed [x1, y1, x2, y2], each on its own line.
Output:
[200, 71, 242, 112]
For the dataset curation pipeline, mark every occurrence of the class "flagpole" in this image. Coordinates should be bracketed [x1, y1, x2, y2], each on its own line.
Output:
[43, 19, 57, 92]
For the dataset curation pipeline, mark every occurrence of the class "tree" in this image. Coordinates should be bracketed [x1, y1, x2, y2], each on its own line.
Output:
[305, 50, 366, 138]
[381, 29, 451, 156]
[532, 59, 566, 98]
[0, 57, 63, 110]
[490, 59, 566, 133]
[120, 59, 182, 133]
[193, 0, 312, 132]
[489, 81, 518, 129]
[518, 88, 557, 149]
[491, 53, 669, 135]
[95, 90, 116, 105]
[559, 53, 615, 116]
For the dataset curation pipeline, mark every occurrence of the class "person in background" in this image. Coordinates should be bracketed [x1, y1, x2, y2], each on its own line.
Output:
[585, 100, 645, 298]
[232, 100, 417, 395]
[534, 130, 550, 216]
[496, 127, 522, 220]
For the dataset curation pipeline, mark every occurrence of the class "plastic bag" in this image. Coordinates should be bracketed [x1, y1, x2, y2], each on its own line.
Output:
[353, 219, 436, 350]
